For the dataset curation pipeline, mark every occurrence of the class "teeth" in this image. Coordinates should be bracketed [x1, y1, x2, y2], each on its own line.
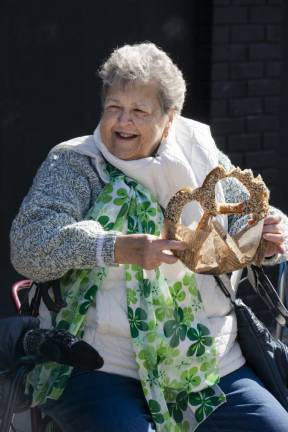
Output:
[117, 132, 136, 138]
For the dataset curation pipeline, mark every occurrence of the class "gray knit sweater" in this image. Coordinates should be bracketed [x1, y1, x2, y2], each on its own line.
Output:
[10, 144, 288, 282]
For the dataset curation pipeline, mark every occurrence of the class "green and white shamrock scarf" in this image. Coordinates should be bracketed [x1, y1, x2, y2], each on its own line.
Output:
[27, 163, 225, 431]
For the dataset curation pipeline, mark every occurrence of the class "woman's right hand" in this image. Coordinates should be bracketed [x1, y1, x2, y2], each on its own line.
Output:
[114, 234, 186, 270]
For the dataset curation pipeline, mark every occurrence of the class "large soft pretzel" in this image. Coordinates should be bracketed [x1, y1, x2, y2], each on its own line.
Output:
[165, 166, 269, 225]
[163, 166, 270, 273]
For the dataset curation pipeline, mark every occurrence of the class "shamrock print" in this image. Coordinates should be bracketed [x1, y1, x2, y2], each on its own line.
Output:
[127, 215, 138, 233]
[167, 390, 188, 423]
[148, 400, 165, 424]
[97, 215, 114, 230]
[182, 306, 194, 326]
[98, 183, 113, 203]
[139, 346, 157, 369]
[78, 284, 98, 315]
[153, 293, 174, 322]
[105, 163, 122, 178]
[126, 264, 142, 282]
[163, 307, 188, 348]
[187, 324, 213, 357]
[138, 201, 157, 222]
[169, 281, 186, 303]
[142, 219, 157, 234]
[189, 387, 225, 423]
[128, 306, 149, 337]
[183, 273, 197, 295]
[139, 278, 153, 298]
[126, 288, 137, 305]
[180, 367, 201, 392]
[113, 188, 129, 206]
[30, 161, 224, 429]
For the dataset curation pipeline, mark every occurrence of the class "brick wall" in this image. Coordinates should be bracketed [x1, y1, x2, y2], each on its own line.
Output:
[209, 0, 282, 206]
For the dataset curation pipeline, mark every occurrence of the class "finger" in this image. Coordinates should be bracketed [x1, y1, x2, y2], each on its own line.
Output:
[155, 239, 187, 251]
[143, 262, 162, 270]
[262, 224, 283, 235]
[275, 244, 286, 254]
[264, 215, 282, 225]
[159, 251, 179, 264]
[263, 233, 285, 244]
[265, 243, 286, 256]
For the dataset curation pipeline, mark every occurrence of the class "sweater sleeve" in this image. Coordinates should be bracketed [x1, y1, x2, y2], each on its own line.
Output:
[10, 146, 119, 282]
[218, 149, 288, 265]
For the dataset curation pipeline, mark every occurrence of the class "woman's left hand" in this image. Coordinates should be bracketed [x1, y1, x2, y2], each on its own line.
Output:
[262, 215, 286, 257]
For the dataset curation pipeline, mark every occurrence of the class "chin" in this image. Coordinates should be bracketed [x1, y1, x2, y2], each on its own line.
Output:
[118, 154, 138, 161]
[111, 145, 142, 160]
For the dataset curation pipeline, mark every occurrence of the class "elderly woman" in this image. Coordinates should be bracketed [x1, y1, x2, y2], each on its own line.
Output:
[10, 43, 288, 432]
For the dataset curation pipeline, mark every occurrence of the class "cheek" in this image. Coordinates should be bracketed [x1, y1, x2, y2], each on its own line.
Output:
[100, 118, 113, 141]
[148, 123, 165, 143]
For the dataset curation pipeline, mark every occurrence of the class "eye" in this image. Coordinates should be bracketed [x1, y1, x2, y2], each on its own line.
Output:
[106, 105, 120, 111]
[134, 108, 148, 116]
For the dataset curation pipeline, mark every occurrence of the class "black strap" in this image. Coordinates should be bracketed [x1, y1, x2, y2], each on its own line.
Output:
[214, 275, 231, 299]
[249, 265, 288, 324]
[214, 266, 288, 327]
[29, 280, 67, 316]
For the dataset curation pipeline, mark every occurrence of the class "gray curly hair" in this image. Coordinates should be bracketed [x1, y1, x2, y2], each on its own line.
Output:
[98, 42, 186, 114]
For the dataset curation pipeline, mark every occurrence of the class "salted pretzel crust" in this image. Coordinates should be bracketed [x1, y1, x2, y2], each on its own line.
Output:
[163, 166, 270, 274]
[164, 166, 269, 224]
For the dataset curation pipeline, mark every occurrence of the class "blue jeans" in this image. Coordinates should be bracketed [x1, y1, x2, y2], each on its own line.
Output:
[41, 365, 288, 432]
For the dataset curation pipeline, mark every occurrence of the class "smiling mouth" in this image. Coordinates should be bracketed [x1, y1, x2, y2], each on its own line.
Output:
[115, 131, 139, 140]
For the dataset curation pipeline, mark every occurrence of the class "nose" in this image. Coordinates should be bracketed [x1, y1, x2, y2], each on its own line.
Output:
[117, 109, 133, 125]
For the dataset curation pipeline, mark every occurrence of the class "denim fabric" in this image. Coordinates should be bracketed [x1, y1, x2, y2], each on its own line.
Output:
[41, 366, 288, 432]
[197, 365, 288, 432]
[41, 369, 155, 432]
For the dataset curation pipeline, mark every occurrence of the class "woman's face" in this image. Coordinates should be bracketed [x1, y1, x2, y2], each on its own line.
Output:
[100, 82, 173, 160]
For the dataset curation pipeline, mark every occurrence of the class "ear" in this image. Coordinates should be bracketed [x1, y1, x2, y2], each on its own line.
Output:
[162, 109, 176, 139]
[167, 108, 175, 125]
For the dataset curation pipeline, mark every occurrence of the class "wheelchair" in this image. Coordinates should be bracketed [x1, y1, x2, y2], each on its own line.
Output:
[1, 263, 288, 432]
[0, 280, 62, 432]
